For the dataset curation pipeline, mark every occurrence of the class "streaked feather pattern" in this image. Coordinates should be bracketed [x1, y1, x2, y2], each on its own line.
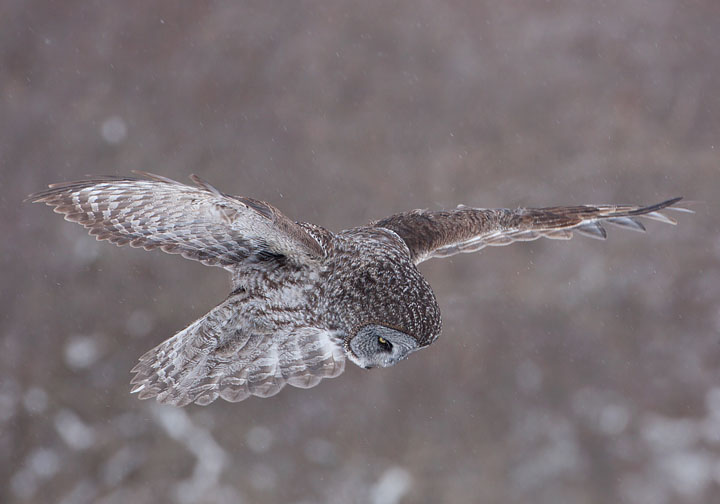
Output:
[129, 297, 345, 406]
[27, 171, 323, 269]
[29, 173, 689, 406]
[374, 197, 687, 263]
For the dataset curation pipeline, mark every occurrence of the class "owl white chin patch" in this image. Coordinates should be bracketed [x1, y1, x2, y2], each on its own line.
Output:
[346, 349, 366, 368]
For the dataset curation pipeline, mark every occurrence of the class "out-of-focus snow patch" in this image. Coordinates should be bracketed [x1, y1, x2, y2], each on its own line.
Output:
[703, 388, 720, 444]
[102, 446, 142, 486]
[598, 404, 630, 436]
[23, 387, 48, 414]
[632, 404, 720, 501]
[29, 448, 60, 477]
[370, 466, 413, 504]
[571, 387, 631, 436]
[125, 309, 155, 338]
[245, 425, 273, 454]
[657, 451, 714, 498]
[11, 448, 61, 499]
[516, 359, 542, 392]
[54, 409, 95, 450]
[706, 387, 720, 419]
[576, 258, 607, 293]
[57, 480, 98, 504]
[619, 473, 669, 504]
[571, 386, 604, 420]
[713, 234, 720, 260]
[72, 237, 100, 263]
[150, 403, 234, 504]
[112, 412, 148, 439]
[642, 414, 700, 452]
[248, 463, 277, 491]
[64, 336, 101, 370]
[11, 468, 37, 500]
[511, 414, 584, 493]
[101, 116, 127, 144]
[304, 437, 336, 465]
[0, 388, 17, 423]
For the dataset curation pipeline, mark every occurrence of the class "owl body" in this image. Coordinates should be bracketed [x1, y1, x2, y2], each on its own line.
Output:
[28, 173, 688, 406]
[320, 227, 442, 342]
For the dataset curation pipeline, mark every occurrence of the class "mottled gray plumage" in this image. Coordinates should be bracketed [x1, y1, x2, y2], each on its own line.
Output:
[28, 172, 689, 406]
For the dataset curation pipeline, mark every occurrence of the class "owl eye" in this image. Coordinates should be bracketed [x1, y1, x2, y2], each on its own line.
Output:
[377, 336, 393, 352]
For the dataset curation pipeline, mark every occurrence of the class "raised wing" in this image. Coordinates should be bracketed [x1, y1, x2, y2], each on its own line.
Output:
[374, 197, 689, 264]
[27, 172, 324, 269]
[130, 296, 346, 406]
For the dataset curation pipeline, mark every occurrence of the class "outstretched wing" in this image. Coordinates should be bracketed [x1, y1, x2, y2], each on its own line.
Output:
[374, 197, 689, 264]
[27, 172, 324, 269]
[130, 296, 346, 406]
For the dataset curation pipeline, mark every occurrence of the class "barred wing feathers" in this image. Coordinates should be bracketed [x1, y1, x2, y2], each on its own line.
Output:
[130, 297, 346, 406]
[375, 197, 688, 264]
[27, 172, 324, 269]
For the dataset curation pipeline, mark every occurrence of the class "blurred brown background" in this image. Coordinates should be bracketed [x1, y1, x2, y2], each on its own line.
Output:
[2, 1, 719, 503]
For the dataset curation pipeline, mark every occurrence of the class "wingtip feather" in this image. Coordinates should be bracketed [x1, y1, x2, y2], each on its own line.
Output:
[189, 174, 223, 196]
[131, 170, 183, 185]
[576, 221, 608, 240]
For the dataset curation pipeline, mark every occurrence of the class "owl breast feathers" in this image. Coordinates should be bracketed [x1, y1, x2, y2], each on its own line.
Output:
[28, 172, 690, 406]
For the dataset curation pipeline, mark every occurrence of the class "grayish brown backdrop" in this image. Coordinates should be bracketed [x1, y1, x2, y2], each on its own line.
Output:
[2, 1, 719, 503]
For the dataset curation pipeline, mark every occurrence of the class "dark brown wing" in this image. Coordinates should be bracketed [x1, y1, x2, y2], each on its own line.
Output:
[374, 197, 689, 264]
[27, 172, 324, 269]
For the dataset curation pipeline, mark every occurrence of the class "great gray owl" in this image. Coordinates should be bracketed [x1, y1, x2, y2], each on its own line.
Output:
[28, 172, 689, 406]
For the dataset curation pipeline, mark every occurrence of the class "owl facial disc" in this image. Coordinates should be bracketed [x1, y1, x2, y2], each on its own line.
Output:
[348, 324, 419, 369]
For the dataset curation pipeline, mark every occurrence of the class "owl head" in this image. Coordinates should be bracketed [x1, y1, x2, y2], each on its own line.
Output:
[346, 324, 421, 369]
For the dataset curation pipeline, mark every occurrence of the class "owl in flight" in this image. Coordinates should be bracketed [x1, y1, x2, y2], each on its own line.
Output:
[29, 172, 688, 406]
